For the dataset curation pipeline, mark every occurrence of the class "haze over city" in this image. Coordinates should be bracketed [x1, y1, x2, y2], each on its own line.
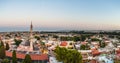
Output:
[1, 0, 120, 63]
[0, 0, 120, 31]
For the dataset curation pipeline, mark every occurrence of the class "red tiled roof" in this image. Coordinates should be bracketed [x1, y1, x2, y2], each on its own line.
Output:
[92, 50, 101, 56]
[116, 54, 120, 57]
[16, 53, 25, 59]
[81, 42, 87, 45]
[6, 51, 12, 57]
[60, 42, 67, 46]
[30, 54, 48, 60]
[116, 50, 120, 54]
[6, 51, 48, 60]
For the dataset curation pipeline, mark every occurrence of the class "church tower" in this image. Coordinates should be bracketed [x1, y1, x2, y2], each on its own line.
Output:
[30, 21, 33, 51]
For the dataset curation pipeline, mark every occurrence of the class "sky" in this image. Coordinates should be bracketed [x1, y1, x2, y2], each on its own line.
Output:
[0, 0, 120, 31]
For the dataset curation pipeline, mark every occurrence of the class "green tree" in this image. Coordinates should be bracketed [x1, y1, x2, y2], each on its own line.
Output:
[80, 35, 86, 41]
[0, 41, 4, 47]
[12, 50, 17, 63]
[6, 43, 9, 50]
[60, 36, 68, 41]
[60, 36, 74, 41]
[85, 44, 90, 50]
[0, 46, 6, 59]
[23, 54, 32, 63]
[91, 38, 100, 41]
[73, 36, 80, 42]
[67, 37, 73, 41]
[80, 45, 86, 50]
[54, 47, 82, 63]
[34, 36, 40, 40]
[53, 35, 59, 39]
[70, 50, 82, 63]
[80, 44, 90, 50]
[14, 39, 22, 46]
[1, 58, 10, 63]
[54, 47, 63, 61]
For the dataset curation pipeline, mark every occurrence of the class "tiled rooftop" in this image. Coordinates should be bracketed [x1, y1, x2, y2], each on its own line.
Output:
[6, 51, 48, 60]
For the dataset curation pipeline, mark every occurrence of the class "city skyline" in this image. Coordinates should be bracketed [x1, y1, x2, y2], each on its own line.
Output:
[0, 0, 120, 31]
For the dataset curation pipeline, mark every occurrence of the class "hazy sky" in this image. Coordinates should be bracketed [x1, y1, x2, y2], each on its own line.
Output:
[0, 0, 120, 31]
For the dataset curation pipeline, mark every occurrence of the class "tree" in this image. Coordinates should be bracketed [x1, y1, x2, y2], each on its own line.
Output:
[6, 34, 11, 38]
[54, 47, 82, 63]
[54, 47, 67, 62]
[12, 50, 17, 63]
[23, 54, 32, 63]
[73, 36, 80, 42]
[1, 58, 10, 63]
[80, 44, 90, 50]
[91, 38, 100, 41]
[0, 41, 4, 47]
[0, 46, 6, 59]
[53, 35, 59, 39]
[70, 50, 82, 63]
[34, 36, 40, 40]
[80, 35, 86, 41]
[60, 36, 68, 41]
[6, 43, 9, 50]
[60, 36, 74, 41]
[14, 39, 22, 46]
[80, 45, 86, 50]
